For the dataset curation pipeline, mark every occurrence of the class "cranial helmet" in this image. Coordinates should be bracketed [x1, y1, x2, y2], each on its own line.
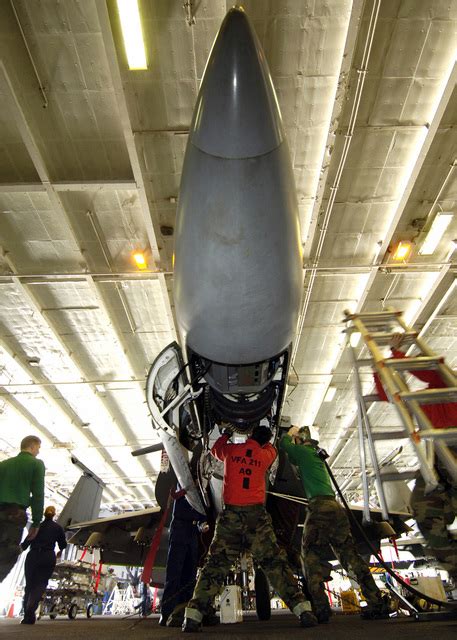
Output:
[296, 426, 312, 441]
[251, 424, 272, 446]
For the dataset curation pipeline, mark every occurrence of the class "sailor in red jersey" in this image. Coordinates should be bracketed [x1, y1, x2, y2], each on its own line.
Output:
[211, 430, 276, 505]
[373, 333, 456, 582]
[182, 424, 316, 632]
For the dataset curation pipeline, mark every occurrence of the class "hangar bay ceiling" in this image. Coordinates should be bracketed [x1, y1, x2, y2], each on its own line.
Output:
[0, 0, 456, 511]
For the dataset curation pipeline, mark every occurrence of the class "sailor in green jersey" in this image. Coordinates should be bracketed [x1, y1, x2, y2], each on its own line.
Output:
[280, 426, 389, 623]
[0, 435, 45, 582]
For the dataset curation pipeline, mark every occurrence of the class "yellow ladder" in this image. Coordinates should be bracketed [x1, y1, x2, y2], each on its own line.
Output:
[344, 308, 457, 500]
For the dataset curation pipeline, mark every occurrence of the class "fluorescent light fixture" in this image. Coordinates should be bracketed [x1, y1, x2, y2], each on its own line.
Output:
[392, 241, 412, 261]
[133, 251, 147, 269]
[350, 332, 361, 348]
[324, 386, 337, 402]
[117, 0, 147, 70]
[419, 212, 453, 255]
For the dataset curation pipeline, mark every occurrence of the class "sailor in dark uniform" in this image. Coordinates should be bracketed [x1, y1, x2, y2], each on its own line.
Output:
[21, 505, 67, 624]
[160, 487, 208, 627]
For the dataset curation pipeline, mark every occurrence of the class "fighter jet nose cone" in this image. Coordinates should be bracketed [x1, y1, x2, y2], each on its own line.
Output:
[191, 7, 283, 158]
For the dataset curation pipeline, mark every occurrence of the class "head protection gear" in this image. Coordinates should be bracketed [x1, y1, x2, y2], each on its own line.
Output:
[251, 425, 272, 446]
[296, 426, 312, 442]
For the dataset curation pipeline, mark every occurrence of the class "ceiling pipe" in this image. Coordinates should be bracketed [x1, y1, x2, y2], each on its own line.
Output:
[10, 0, 48, 108]
[292, 0, 381, 366]
[86, 210, 138, 334]
[0, 262, 454, 285]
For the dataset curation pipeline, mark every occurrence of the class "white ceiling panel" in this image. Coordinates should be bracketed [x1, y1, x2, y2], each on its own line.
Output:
[0, 0, 455, 511]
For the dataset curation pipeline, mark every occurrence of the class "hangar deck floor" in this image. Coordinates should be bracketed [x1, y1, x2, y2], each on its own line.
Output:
[0, 610, 456, 639]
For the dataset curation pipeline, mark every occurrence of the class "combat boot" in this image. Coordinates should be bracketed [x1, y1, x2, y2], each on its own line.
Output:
[182, 617, 201, 632]
[360, 595, 390, 620]
[314, 606, 332, 624]
[202, 611, 220, 626]
[299, 611, 318, 627]
[167, 614, 184, 627]
[182, 607, 203, 633]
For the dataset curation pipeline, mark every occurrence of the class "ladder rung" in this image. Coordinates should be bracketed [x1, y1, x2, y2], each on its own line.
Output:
[399, 387, 457, 404]
[355, 358, 374, 368]
[417, 428, 457, 442]
[362, 394, 380, 404]
[380, 470, 418, 482]
[344, 310, 401, 323]
[371, 430, 408, 441]
[384, 356, 443, 371]
[366, 331, 417, 346]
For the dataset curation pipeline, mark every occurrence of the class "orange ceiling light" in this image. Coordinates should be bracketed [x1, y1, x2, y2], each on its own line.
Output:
[392, 241, 412, 261]
[133, 251, 147, 269]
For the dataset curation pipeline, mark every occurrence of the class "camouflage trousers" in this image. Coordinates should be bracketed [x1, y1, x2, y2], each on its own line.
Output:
[410, 475, 457, 581]
[186, 504, 311, 621]
[301, 496, 382, 616]
[0, 504, 27, 582]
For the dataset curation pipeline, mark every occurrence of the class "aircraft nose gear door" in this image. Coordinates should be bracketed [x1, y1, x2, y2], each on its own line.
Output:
[146, 342, 207, 515]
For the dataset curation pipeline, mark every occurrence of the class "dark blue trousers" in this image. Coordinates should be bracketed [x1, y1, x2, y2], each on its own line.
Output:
[23, 550, 56, 620]
[161, 519, 199, 619]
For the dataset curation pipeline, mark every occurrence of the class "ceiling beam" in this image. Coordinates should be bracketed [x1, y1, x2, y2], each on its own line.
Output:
[95, 1, 177, 336]
[302, 0, 366, 259]
[0, 181, 137, 193]
[6, 266, 155, 498]
[299, 56, 457, 432]
[0, 62, 158, 486]
[0, 336, 131, 502]
[0, 389, 120, 504]
[376, 60, 457, 260]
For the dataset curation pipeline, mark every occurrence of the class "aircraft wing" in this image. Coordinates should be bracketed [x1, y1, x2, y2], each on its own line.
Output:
[66, 507, 168, 577]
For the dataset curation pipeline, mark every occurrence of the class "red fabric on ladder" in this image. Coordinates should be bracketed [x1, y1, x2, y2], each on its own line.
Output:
[373, 350, 457, 428]
[141, 496, 171, 584]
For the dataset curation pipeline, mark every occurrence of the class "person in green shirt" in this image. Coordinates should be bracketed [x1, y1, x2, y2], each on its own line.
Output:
[0, 435, 45, 582]
[280, 425, 389, 623]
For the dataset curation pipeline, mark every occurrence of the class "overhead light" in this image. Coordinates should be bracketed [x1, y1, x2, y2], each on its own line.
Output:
[349, 332, 361, 348]
[27, 356, 40, 367]
[133, 251, 147, 270]
[324, 386, 337, 402]
[95, 384, 106, 393]
[117, 0, 147, 70]
[392, 241, 412, 261]
[419, 212, 453, 255]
